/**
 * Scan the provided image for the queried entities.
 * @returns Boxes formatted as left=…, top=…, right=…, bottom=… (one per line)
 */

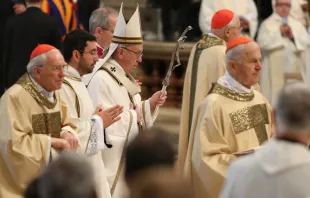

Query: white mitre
left=82, top=3, right=143, bottom=86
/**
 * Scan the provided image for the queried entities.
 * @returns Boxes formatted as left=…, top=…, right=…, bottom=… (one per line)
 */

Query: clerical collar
left=96, top=43, right=106, bottom=51
left=217, top=72, right=253, bottom=93
left=64, top=65, right=82, bottom=81
left=29, top=76, right=54, bottom=102
left=208, top=33, right=220, bottom=39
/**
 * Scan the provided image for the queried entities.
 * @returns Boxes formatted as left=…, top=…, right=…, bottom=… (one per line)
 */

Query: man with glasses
left=257, top=0, right=310, bottom=105
left=0, top=44, right=78, bottom=198
left=89, top=6, right=118, bottom=59
left=60, top=29, right=124, bottom=198
left=87, top=4, right=167, bottom=198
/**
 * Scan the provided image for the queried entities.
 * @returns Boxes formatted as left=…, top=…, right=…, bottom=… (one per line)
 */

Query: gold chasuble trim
left=188, top=35, right=226, bottom=140
left=229, top=104, right=269, bottom=145
left=64, top=75, right=82, bottom=82
left=32, top=112, right=61, bottom=138
left=63, top=79, right=81, bottom=118
left=111, top=111, right=133, bottom=195
left=16, top=74, right=57, bottom=109
left=209, top=83, right=255, bottom=101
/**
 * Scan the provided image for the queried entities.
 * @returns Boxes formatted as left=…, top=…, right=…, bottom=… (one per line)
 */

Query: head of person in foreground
left=38, top=152, right=97, bottom=198
left=274, top=82, right=310, bottom=142
left=225, top=36, right=262, bottom=88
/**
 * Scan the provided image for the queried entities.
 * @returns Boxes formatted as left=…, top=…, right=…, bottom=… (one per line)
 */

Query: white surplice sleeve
left=257, top=19, right=284, bottom=51
left=60, top=82, right=110, bottom=156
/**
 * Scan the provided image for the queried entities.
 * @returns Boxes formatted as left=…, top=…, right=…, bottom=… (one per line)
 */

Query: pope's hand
left=149, top=91, right=167, bottom=112
left=51, top=138, right=70, bottom=151
left=95, top=104, right=124, bottom=128
left=60, top=131, right=79, bottom=150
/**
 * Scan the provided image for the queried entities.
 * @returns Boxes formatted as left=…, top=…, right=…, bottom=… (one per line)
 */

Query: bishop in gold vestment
left=0, top=74, right=76, bottom=198
left=178, top=9, right=240, bottom=172
left=184, top=37, right=273, bottom=198
left=0, top=45, right=77, bottom=198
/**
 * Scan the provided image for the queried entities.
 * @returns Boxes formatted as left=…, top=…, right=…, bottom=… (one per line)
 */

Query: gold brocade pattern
left=229, top=104, right=269, bottom=145
left=16, top=74, right=57, bottom=109
left=64, top=75, right=82, bottom=82
left=197, top=34, right=226, bottom=50
left=188, top=35, right=226, bottom=138
left=63, top=79, right=81, bottom=118
left=32, top=112, right=61, bottom=138
left=209, top=83, right=254, bottom=101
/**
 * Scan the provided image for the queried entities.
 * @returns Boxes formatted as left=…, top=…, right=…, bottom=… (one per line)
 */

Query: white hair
left=38, top=152, right=95, bottom=198
left=26, top=49, right=59, bottom=76
left=275, top=82, right=310, bottom=133
left=225, top=43, right=245, bottom=71
left=89, top=6, right=118, bottom=35
left=211, top=13, right=240, bottom=33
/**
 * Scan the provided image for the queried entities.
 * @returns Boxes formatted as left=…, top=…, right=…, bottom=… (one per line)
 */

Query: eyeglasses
left=78, top=50, right=98, bottom=57
left=101, top=27, right=114, bottom=33
left=36, top=64, right=68, bottom=72
left=121, top=47, right=143, bottom=59
left=276, top=3, right=291, bottom=7
left=50, top=65, right=68, bottom=72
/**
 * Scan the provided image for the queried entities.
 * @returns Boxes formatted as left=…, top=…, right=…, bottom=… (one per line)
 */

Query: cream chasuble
left=87, top=59, right=155, bottom=198
left=59, top=66, right=112, bottom=198
left=178, top=34, right=226, bottom=172
left=199, top=0, right=258, bottom=38
left=184, top=75, right=273, bottom=198
left=0, top=74, right=76, bottom=198
left=257, top=13, right=309, bottom=105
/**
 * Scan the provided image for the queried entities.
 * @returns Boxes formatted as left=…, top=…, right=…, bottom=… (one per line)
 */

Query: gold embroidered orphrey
left=188, top=36, right=227, bottom=136
left=209, top=83, right=255, bottom=101
left=229, top=104, right=269, bottom=145
left=16, top=73, right=58, bottom=109
left=32, top=112, right=62, bottom=138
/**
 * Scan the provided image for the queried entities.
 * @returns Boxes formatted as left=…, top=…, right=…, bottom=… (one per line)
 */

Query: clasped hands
left=280, top=24, right=294, bottom=39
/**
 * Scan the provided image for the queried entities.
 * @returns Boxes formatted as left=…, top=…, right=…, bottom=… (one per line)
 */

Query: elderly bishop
left=178, top=9, right=241, bottom=171
left=87, top=4, right=167, bottom=198
left=184, top=37, right=274, bottom=198
left=0, top=44, right=78, bottom=198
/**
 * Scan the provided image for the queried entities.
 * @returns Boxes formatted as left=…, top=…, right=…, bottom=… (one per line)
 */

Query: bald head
left=226, top=41, right=262, bottom=88
left=275, top=83, right=310, bottom=134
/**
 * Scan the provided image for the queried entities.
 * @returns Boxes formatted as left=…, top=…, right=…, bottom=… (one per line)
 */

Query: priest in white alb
left=178, top=9, right=241, bottom=172
left=257, top=0, right=310, bottom=105
left=184, top=37, right=274, bottom=198
left=272, top=0, right=309, bottom=28
left=86, top=3, right=167, bottom=198
left=199, top=0, right=258, bottom=38
left=0, top=44, right=78, bottom=198
left=60, top=29, right=124, bottom=198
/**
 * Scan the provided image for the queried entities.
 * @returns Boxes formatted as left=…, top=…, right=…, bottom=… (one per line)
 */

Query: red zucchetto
left=226, top=36, right=253, bottom=53
left=211, top=9, right=235, bottom=29
left=30, top=44, right=56, bottom=60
